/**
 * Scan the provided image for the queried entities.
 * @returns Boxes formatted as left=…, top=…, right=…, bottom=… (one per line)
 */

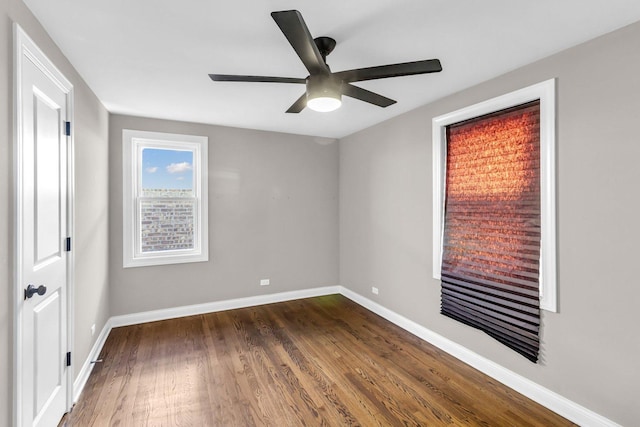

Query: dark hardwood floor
left=60, top=294, right=575, bottom=426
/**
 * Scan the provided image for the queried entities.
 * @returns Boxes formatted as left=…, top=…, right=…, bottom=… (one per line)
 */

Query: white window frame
left=432, top=79, right=557, bottom=312
left=123, top=129, right=208, bottom=268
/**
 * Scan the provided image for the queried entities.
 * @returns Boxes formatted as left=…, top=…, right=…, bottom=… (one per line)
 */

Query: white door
left=15, top=25, right=73, bottom=427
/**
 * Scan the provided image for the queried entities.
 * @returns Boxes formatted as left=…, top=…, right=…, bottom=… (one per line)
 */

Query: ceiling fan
left=209, top=10, right=442, bottom=113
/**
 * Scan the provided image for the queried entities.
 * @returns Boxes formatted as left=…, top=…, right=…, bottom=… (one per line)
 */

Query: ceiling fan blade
left=271, top=10, right=329, bottom=76
left=335, top=59, right=442, bottom=83
left=342, top=84, right=396, bottom=108
left=286, top=93, right=307, bottom=113
left=209, top=74, right=305, bottom=84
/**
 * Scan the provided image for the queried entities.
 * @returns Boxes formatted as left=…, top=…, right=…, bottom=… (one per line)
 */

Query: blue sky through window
left=141, top=148, right=194, bottom=190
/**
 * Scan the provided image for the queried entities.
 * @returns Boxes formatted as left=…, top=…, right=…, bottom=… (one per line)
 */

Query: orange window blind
left=441, top=100, right=541, bottom=362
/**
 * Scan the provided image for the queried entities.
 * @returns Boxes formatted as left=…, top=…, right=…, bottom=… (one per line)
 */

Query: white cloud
left=176, top=176, right=185, bottom=181
left=166, top=162, right=192, bottom=174
left=145, top=166, right=158, bottom=173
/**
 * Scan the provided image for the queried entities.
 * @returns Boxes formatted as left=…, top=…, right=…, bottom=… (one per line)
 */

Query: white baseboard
left=73, top=285, right=619, bottom=427
left=73, top=317, right=113, bottom=403
left=109, top=286, right=341, bottom=327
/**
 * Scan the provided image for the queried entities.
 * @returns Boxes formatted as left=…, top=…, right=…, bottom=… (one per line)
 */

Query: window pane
left=141, top=148, right=194, bottom=197
left=140, top=198, right=195, bottom=253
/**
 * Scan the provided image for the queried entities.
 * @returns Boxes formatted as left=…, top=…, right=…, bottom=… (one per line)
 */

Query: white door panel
left=15, top=25, right=73, bottom=427
left=34, top=91, right=63, bottom=265
left=33, top=292, right=62, bottom=416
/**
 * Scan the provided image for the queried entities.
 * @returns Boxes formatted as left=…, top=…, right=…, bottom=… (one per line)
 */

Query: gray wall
left=0, top=0, right=110, bottom=425
left=340, top=21, right=640, bottom=426
left=109, top=115, right=339, bottom=315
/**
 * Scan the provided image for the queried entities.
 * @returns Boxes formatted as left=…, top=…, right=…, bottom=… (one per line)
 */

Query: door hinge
left=66, top=352, right=71, bottom=367
left=64, top=121, right=71, bottom=136
left=65, top=237, right=71, bottom=252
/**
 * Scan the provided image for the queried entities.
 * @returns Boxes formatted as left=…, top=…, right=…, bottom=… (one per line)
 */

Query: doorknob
left=24, top=284, right=47, bottom=300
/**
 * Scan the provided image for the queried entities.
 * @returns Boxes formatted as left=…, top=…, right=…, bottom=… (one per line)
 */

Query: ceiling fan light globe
left=307, top=95, right=342, bottom=112
left=306, top=74, right=342, bottom=112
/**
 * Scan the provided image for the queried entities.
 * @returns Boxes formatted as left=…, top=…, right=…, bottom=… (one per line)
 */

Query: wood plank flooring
left=60, top=295, right=575, bottom=426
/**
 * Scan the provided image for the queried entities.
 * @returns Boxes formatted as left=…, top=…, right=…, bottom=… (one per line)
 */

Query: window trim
left=432, top=79, right=556, bottom=312
left=123, top=129, right=208, bottom=268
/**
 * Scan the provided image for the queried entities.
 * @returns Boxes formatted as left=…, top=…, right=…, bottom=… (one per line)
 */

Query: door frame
left=13, top=23, right=75, bottom=427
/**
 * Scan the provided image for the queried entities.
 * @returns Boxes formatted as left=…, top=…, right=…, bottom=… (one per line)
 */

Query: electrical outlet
left=91, top=324, right=96, bottom=336
left=260, top=279, right=270, bottom=286
left=372, top=286, right=379, bottom=295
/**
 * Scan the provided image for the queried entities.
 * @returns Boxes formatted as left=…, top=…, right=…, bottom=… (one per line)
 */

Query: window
left=433, top=82, right=556, bottom=362
left=123, top=130, right=208, bottom=267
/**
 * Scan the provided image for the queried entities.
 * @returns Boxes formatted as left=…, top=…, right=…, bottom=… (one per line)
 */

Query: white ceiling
left=22, top=0, right=640, bottom=138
